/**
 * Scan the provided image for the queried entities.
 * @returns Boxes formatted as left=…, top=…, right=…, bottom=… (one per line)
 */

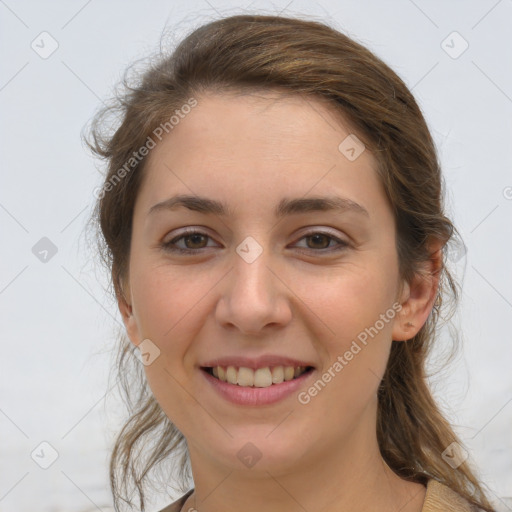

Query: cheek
left=311, top=257, right=399, bottom=341
left=305, top=256, right=399, bottom=399
left=128, top=258, right=205, bottom=392
left=128, top=264, right=209, bottom=430
left=131, top=263, right=202, bottom=348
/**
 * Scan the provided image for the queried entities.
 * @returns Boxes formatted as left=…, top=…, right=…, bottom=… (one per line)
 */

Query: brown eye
left=293, top=231, right=349, bottom=254
left=179, top=233, right=209, bottom=249
left=306, top=233, right=331, bottom=249
left=162, top=230, right=217, bottom=254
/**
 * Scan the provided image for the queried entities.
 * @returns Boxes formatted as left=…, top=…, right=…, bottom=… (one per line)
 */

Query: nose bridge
left=215, top=235, right=291, bottom=334
left=234, top=245, right=273, bottom=300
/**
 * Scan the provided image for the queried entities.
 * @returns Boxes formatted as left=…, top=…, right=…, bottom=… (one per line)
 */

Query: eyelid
left=291, top=229, right=349, bottom=252
left=164, top=225, right=212, bottom=239
left=162, top=226, right=350, bottom=254
left=293, top=226, right=347, bottom=242
left=164, top=227, right=220, bottom=248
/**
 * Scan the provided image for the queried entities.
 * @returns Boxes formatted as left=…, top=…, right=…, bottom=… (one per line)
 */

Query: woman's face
left=121, top=91, right=413, bottom=473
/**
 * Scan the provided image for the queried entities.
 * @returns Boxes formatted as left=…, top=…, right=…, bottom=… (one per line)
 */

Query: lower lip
left=201, top=368, right=315, bottom=406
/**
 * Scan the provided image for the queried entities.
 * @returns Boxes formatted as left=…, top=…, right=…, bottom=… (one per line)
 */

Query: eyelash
left=161, top=228, right=349, bottom=255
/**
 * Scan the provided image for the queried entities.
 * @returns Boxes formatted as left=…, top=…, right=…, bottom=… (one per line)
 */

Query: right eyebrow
left=148, top=194, right=236, bottom=217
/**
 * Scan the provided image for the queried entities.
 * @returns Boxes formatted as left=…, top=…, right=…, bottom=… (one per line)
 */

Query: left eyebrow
left=275, top=196, right=369, bottom=218
left=148, top=194, right=369, bottom=218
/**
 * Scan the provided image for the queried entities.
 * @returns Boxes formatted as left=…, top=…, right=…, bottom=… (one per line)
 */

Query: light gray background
left=1, top=1, right=511, bottom=511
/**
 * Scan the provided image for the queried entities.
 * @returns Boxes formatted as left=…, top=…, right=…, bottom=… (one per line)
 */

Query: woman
left=86, top=13, right=495, bottom=512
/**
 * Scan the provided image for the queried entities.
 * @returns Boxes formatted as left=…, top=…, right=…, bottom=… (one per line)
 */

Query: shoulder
left=422, top=479, right=484, bottom=512
left=157, top=489, right=194, bottom=512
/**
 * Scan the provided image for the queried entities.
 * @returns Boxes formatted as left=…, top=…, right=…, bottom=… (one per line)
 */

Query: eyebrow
left=148, top=194, right=369, bottom=218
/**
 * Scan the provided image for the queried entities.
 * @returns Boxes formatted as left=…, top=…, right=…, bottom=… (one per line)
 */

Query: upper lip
left=200, top=355, right=315, bottom=369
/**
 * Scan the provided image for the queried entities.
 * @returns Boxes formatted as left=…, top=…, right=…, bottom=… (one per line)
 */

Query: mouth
left=200, top=365, right=315, bottom=388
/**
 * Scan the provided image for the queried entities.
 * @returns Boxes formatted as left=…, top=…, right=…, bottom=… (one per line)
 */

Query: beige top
left=158, top=478, right=481, bottom=512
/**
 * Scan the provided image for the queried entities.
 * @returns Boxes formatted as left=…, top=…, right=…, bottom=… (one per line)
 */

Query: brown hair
left=85, top=13, right=495, bottom=512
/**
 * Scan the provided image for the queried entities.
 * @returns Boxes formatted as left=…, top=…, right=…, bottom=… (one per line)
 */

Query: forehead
left=137, top=91, right=388, bottom=220
left=160, top=90, right=364, bottom=161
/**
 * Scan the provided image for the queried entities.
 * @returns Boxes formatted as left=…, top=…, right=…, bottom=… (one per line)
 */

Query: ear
left=117, top=279, right=141, bottom=346
left=392, top=240, right=443, bottom=342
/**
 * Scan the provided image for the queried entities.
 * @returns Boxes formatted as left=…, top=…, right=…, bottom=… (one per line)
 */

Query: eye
left=161, top=228, right=349, bottom=255
left=162, top=229, right=218, bottom=254
left=292, top=231, right=349, bottom=253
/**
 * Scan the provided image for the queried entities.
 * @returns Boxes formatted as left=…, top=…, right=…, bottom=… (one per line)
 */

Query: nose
left=214, top=244, right=292, bottom=336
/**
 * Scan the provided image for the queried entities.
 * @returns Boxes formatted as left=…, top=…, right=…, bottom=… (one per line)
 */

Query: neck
left=182, top=402, right=426, bottom=512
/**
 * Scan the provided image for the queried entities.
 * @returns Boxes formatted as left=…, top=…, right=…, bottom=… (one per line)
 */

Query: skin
left=119, top=91, right=441, bottom=512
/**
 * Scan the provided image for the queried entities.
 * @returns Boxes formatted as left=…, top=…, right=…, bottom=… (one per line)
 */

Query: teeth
left=284, top=366, right=295, bottom=381
left=254, top=367, right=272, bottom=387
left=271, top=366, right=284, bottom=384
left=226, top=366, right=237, bottom=385
left=237, top=367, right=254, bottom=386
left=210, top=365, right=309, bottom=387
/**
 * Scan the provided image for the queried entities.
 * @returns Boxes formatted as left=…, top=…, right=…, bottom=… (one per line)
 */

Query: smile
left=200, top=363, right=316, bottom=406
left=202, top=365, right=313, bottom=388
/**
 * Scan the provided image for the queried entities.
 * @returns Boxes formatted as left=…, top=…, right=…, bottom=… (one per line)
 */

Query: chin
left=204, top=428, right=312, bottom=475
